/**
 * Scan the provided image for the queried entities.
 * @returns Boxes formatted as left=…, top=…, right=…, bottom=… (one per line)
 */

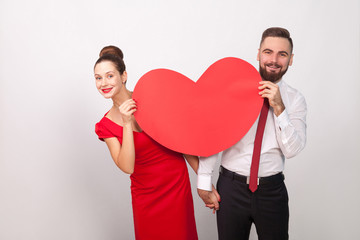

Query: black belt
left=219, top=166, right=284, bottom=186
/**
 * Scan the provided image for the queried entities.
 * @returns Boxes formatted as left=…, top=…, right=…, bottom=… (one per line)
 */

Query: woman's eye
left=108, top=75, right=113, bottom=78
left=96, top=77, right=101, bottom=80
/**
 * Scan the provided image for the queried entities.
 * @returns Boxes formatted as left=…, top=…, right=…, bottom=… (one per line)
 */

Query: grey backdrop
left=1, top=0, right=359, bottom=239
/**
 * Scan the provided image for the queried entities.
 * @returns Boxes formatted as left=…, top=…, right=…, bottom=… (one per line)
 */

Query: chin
left=102, top=93, right=113, bottom=99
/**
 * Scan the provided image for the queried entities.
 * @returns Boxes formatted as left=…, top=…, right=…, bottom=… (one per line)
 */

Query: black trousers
left=216, top=167, right=289, bottom=240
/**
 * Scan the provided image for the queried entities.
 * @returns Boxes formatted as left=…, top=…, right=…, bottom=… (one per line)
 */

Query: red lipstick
left=102, top=88, right=112, bottom=93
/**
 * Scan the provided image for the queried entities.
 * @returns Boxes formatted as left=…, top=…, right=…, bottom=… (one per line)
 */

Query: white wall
left=0, top=0, right=359, bottom=239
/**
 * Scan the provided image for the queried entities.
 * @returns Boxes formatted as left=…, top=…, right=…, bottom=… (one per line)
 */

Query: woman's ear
left=121, top=71, right=128, bottom=84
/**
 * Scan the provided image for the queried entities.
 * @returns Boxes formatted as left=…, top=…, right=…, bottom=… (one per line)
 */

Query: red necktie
left=249, top=98, right=270, bottom=192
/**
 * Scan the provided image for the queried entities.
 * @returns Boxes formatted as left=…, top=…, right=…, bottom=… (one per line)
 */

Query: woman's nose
left=101, top=77, right=107, bottom=86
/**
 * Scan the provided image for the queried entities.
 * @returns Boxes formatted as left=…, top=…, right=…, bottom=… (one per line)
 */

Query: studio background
left=0, top=0, right=359, bottom=239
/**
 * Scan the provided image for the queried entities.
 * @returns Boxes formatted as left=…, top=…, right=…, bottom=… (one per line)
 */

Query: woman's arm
left=184, top=154, right=199, bottom=174
left=104, top=123, right=135, bottom=174
left=104, top=99, right=137, bottom=174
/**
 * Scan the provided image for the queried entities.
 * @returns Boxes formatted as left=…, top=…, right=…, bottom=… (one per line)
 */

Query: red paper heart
left=133, top=57, right=262, bottom=157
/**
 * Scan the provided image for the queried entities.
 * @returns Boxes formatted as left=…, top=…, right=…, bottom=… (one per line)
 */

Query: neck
left=274, top=78, right=282, bottom=84
left=112, top=87, right=132, bottom=108
left=262, top=77, right=282, bottom=84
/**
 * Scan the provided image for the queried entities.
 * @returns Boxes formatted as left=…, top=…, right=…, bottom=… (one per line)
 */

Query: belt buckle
left=246, top=177, right=259, bottom=185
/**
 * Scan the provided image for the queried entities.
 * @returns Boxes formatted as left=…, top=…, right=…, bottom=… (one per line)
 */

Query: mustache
left=265, top=63, right=281, bottom=68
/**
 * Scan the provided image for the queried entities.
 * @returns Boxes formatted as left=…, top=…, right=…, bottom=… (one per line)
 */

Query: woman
left=94, top=46, right=198, bottom=240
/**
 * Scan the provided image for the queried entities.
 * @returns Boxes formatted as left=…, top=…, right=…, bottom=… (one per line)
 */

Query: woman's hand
left=119, top=99, right=137, bottom=125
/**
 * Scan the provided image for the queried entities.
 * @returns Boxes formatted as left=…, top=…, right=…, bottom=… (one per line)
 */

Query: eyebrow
left=262, top=48, right=289, bottom=56
left=94, top=71, right=115, bottom=76
left=279, top=51, right=289, bottom=56
left=262, top=48, right=273, bottom=52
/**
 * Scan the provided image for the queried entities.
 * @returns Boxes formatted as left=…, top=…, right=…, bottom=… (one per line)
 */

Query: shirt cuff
left=197, top=174, right=212, bottom=191
left=275, top=109, right=290, bottom=130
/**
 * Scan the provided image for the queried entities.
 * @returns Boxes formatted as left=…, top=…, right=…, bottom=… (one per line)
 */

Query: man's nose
left=270, top=54, right=278, bottom=63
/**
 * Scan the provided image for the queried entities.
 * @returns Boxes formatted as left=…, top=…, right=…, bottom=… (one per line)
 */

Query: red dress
left=95, top=115, right=198, bottom=240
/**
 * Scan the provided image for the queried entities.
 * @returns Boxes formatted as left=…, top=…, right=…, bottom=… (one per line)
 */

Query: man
left=197, top=27, right=307, bottom=240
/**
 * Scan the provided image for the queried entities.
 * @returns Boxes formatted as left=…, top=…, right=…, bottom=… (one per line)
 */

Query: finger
left=122, top=103, right=137, bottom=112
left=260, top=93, right=270, bottom=98
left=120, top=100, right=136, bottom=109
left=125, top=98, right=135, bottom=104
left=126, top=102, right=136, bottom=108
left=120, top=99, right=132, bottom=108
left=208, top=193, right=219, bottom=210
left=258, top=84, right=268, bottom=90
left=259, top=82, right=277, bottom=91
left=122, top=101, right=136, bottom=107
left=259, top=89, right=272, bottom=96
left=128, top=108, right=137, bottom=115
left=259, top=85, right=274, bottom=92
left=214, top=200, right=220, bottom=210
left=211, top=185, right=221, bottom=202
left=120, top=107, right=136, bottom=115
left=259, top=85, right=273, bottom=93
left=213, top=189, right=221, bottom=202
left=125, top=105, right=137, bottom=113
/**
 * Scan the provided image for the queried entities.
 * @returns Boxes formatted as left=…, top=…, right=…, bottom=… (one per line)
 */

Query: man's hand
left=197, top=185, right=221, bottom=214
left=259, top=81, right=285, bottom=116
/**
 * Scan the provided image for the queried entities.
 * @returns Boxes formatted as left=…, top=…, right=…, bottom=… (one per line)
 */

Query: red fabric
left=95, top=116, right=198, bottom=240
left=249, top=99, right=270, bottom=192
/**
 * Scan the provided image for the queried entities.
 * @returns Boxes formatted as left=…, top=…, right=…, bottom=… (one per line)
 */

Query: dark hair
left=94, top=45, right=126, bottom=75
left=260, top=27, right=293, bottom=52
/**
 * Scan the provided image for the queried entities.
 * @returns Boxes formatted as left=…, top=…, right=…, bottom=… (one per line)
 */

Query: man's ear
left=289, top=53, right=294, bottom=66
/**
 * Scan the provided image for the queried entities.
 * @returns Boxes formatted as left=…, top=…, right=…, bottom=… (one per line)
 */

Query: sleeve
left=274, top=93, right=307, bottom=159
left=197, top=153, right=220, bottom=191
left=95, top=121, right=114, bottom=141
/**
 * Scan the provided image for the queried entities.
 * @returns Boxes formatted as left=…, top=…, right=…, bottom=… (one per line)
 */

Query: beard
left=259, top=63, right=288, bottom=83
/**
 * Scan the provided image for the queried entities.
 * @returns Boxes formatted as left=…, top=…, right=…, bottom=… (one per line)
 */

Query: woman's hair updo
left=94, top=45, right=126, bottom=75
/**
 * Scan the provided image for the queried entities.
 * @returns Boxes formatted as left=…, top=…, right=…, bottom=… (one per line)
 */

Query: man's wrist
left=197, top=174, right=212, bottom=191
left=275, top=108, right=290, bottom=130
left=273, top=103, right=285, bottom=116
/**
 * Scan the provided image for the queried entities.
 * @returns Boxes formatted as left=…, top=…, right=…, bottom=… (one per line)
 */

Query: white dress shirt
left=197, top=80, right=307, bottom=191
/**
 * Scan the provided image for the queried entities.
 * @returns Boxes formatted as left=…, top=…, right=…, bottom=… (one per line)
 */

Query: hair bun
left=99, top=45, right=124, bottom=60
